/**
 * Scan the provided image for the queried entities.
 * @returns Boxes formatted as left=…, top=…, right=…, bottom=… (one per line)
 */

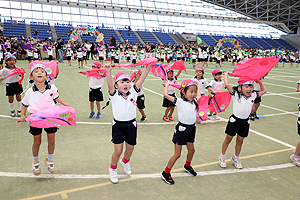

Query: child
left=19, top=63, right=69, bottom=175
left=207, top=69, right=225, bottom=120
left=131, top=50, right=137, bottom=64
left=0, top=46, right=4, bottom=70
left=219, top=72, right=266, bottom=169
left=191, top=67, right=209, bottom=95
left=104, top=63, right=151, bottom=184
left=161, top=79, right=201, bottom=185
left=0, top=54, right=23, bottom=117
left=33, top=48, right=39, bottom=61
left=250, top=78, right=263, bottom=121
left=191, top=49, right=197, bottom=68
left=162, top=69, right=182, bottom=122
left=215, top=51, right=221, bottom=68
left=66, top=49, right=72, bottom=66
left=297, top=80, right=300, bottom=92
left=47, top=46, right=53, bottom=61
left=78, top=61, right=104, bottom=119
left=290, top=103, right=300, bottom=167
left=98, top=47, right=105, bottom=65
left=82, top=47, right=88, bottom=66
left=110, top=48, right=115, bottom=64
left=77, top=48, right=83, bottom=68
left=114, top=49, right=120, bottom=64
left=125, top=49, right=131, bottom=64
left=131, top=69, right=147, bottom=122
left=27, top=48, right=33, bottom=62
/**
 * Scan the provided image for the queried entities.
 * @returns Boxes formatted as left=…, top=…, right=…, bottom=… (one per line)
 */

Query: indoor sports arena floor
left=1, top=59, right=300, bottom=199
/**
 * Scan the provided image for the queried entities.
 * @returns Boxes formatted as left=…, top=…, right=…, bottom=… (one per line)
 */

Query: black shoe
left=184, top=165, right=197, bottom=176
left=253, top=112, right=259, bottom=119
left=249, top=114, right=255, bottom=121
left=161, top=171, right=174, bottom=185
left=140, top=115, right=147, bottom=122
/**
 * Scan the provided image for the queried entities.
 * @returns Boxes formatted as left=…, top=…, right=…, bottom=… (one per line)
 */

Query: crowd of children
left=1, top=36, right=300, bottom=186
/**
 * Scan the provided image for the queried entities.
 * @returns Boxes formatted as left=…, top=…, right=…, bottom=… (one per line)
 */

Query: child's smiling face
left=196, top=70, right=203, bottom=79
left=6, top=58, right=16, bottom=69
left=30, top=67, right=47, bottom=83
left=167, top=70, right=174, bottom=79
left=115, top=79, right=131, bottom=95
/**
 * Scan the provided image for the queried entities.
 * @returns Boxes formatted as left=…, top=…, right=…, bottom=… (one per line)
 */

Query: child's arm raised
left=257, top=80, right=267, bottom=97
left=175, top=70, right=182, bottom=79
left=163, top=83, right=175, bottom=102
left=223, top=71, right=234, bottom=94
left=104, top=63, right=115, bottom=95
left=136, top=64, right=151, bottom=89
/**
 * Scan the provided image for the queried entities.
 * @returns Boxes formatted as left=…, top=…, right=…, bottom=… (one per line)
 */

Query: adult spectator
left=85, top=41, right=92, bottom=60
left=56, top=38, right=64, bottom=63
left=109, top=35, right=116, bottom=47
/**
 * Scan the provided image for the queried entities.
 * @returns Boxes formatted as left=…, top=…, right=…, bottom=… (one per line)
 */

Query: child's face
left=240, top=84, right=254, bottom=97
left=115, top=79, right=130, bottom=95
left=183, top=85, right=198, bottom=102
left=167, top=71, right=173, bottom=79
left=214, top=73, right=222, bottom=81
left=6, top=58, right=16, bottom=68
left=196, top=70, right=203, bottom=78
left=30, top=68, right=47, bottom=83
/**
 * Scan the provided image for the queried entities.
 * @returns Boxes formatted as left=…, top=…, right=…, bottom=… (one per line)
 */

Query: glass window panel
left=72, top=14, right=81, bottom=22
left=155, top=2, right=161, bottom=9
left=81, top=8, right=89, bottom=15
left=62, top=13, right=71, bottom=21
left=148, top=1, right=155, bottom=8
left=97, top=10, right=105, bottom=16
left=105, top=10, right=113, bottom=17
left=98, top=16, right=106, bottom=24
left=121, top=18, right=130, bottom=25
left=136, top=13, right=143, bottom=20
left=0, top=8, right=9, bottom=16
left=61, top=6, right=70, bottom=13
left=106, top=18, right=115, bottom=25
left=11, top=1, right=21, bottom=9
left=113, top=11, right=121, bottom=18
left=89, top=9, right=97, bottom=16
left=150, top=14, right=157, bottom=21
left=164, top=15, right=170, bottom=22
left=53, top=13, right=62, bottom=20
left=22, top=2, right=31, bottom=10
left=112, top=0, right=119, bottom=5
left=136, top=20, right=144, bottom=27
left=52, top=5, right=61, bottom=13
left=43, top=4, right=52, bottom=12
left=1, top=1, right=10, bottom=8
left=32, top=3, right=42, bottom=11
left=71, top=7, right=79, bottom=13
left=129, top=13, right=136, bottom=19
left=22, top=10, right=32, bottom=19
left=43, top=12, right=52, bottom=20
left=89, top=16, right=98, bottom=23
left=81, top=15, right=90, bottom=23
left=121, top=12, right=128, bottom=18
left=130, top=19, right=137, bottom=26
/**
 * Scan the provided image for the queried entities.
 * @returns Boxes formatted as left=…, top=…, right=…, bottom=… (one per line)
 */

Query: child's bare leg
left=139, top=108, right=145, bottom=117
left=165, top=107, right=171, bottom=116
left=186, top=142, right=195, bottom=162
left=169, top=106, right=175, bottom=116
left=90, top=101, right=94, bottom=112
left=32, top=135, right=42, bottom=157
left=47, top=133, right=55, bottom=154
left=166, top=144, right=182, bottom=169
left=96, top=101, right=101, bottom=113
left=222, top=134, right=234, bottom=155
left=234, top=135, right=244, bottom=157
left=295, top=142, right=300, bottom=156
left=112, top=143, right=124, bottom=166
left=123, top=142, right=134, bottom=160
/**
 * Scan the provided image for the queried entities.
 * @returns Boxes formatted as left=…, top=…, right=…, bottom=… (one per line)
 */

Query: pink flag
left=197, top=96, right=209, bottom=121
left=25, top=106, right=76, bottom=128
left=79, top=69, right=107, bottom=79
left=4, top=67, right=26, bottom=84
left=229, top=56, right=279, bottom=80
left=208, top=91, right=232, bottom=113
left=30, top=60, right=58, bottom=81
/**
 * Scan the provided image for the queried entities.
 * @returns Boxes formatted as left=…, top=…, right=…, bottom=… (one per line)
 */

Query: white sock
left=33, top=156, right=39, bottom=163
left=17, top=101, right=22, bottom=111
left=48, top=154, right=54, bottom=162
left=8, top=103, right=14, bottom=111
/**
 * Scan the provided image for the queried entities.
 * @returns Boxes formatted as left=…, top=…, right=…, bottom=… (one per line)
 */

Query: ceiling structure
left=201, top=0, right=300, bottom=34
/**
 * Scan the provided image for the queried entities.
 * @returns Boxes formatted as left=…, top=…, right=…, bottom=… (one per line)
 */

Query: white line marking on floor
left=0, top=163, right=294, bottom=179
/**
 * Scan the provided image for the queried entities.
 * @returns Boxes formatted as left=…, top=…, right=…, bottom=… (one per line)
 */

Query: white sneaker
left=32, top=161, right=41, bottom=176
left=231, top=155, right=242, bottom=169
left=44, top=158, right=55, bottom=174
left=120, top=159, right=131, bottom=175
left=214, top=115, right=220, bottom=120
left=219, top=154, right=226, bottom=168
left=109, top=167, right=118, bottom=183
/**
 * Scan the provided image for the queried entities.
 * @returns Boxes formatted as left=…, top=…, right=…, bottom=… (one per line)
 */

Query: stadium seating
left=30, top=22, right=53, bottom=41
left=197, top=34, right=216, bottom=46
left=3, top=21, right=27, bottom=40
left=237, top=36, right=260, bottom=49
left=97, top=28, right=121, bottom=44
left=120, top=29, right=142, bottom=44
left=136, top=30, right=159, bottom=44
left=274, top=39, right=297, bottom=51
left=250, top=37, right=273, bottom=49
left=55, top=24, right=73, bottom=42
left=154, top=32, right=176, bottom=45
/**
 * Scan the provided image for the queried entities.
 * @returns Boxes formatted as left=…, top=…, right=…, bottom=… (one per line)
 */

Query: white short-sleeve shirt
left=89, top=77, right=104, bottom=89
left=232, top=91, right=258, bottom=119
left=0, top=67, right=21, bottom=84
left=22, top=84, right=59, bottom=114
left=192, top=76, right=209, bottom=95
left=109, top=85, right=139, bottom=121
left=163, top=76, right=177, bottom=94
left=175, top=97, right=197, bottom=125
left=208, top=79, right=225, bottom=92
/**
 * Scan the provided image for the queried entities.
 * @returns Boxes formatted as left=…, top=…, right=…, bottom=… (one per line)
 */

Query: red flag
left=4, top=67, right=26, bottom=84
left=113, top=58, right=158, bottom=67
left=79, top=69, right=107, bottom=79
left=229, top=56, right=279, bottom=80
left=208, top=91, right=231, bottom=113
left=163, top=60, right=188, bottom=75
left=197, top=96, right=209, bottom=121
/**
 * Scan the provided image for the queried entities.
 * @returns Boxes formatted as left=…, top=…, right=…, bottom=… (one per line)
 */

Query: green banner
left=197, top=37, right=202, bottom=44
